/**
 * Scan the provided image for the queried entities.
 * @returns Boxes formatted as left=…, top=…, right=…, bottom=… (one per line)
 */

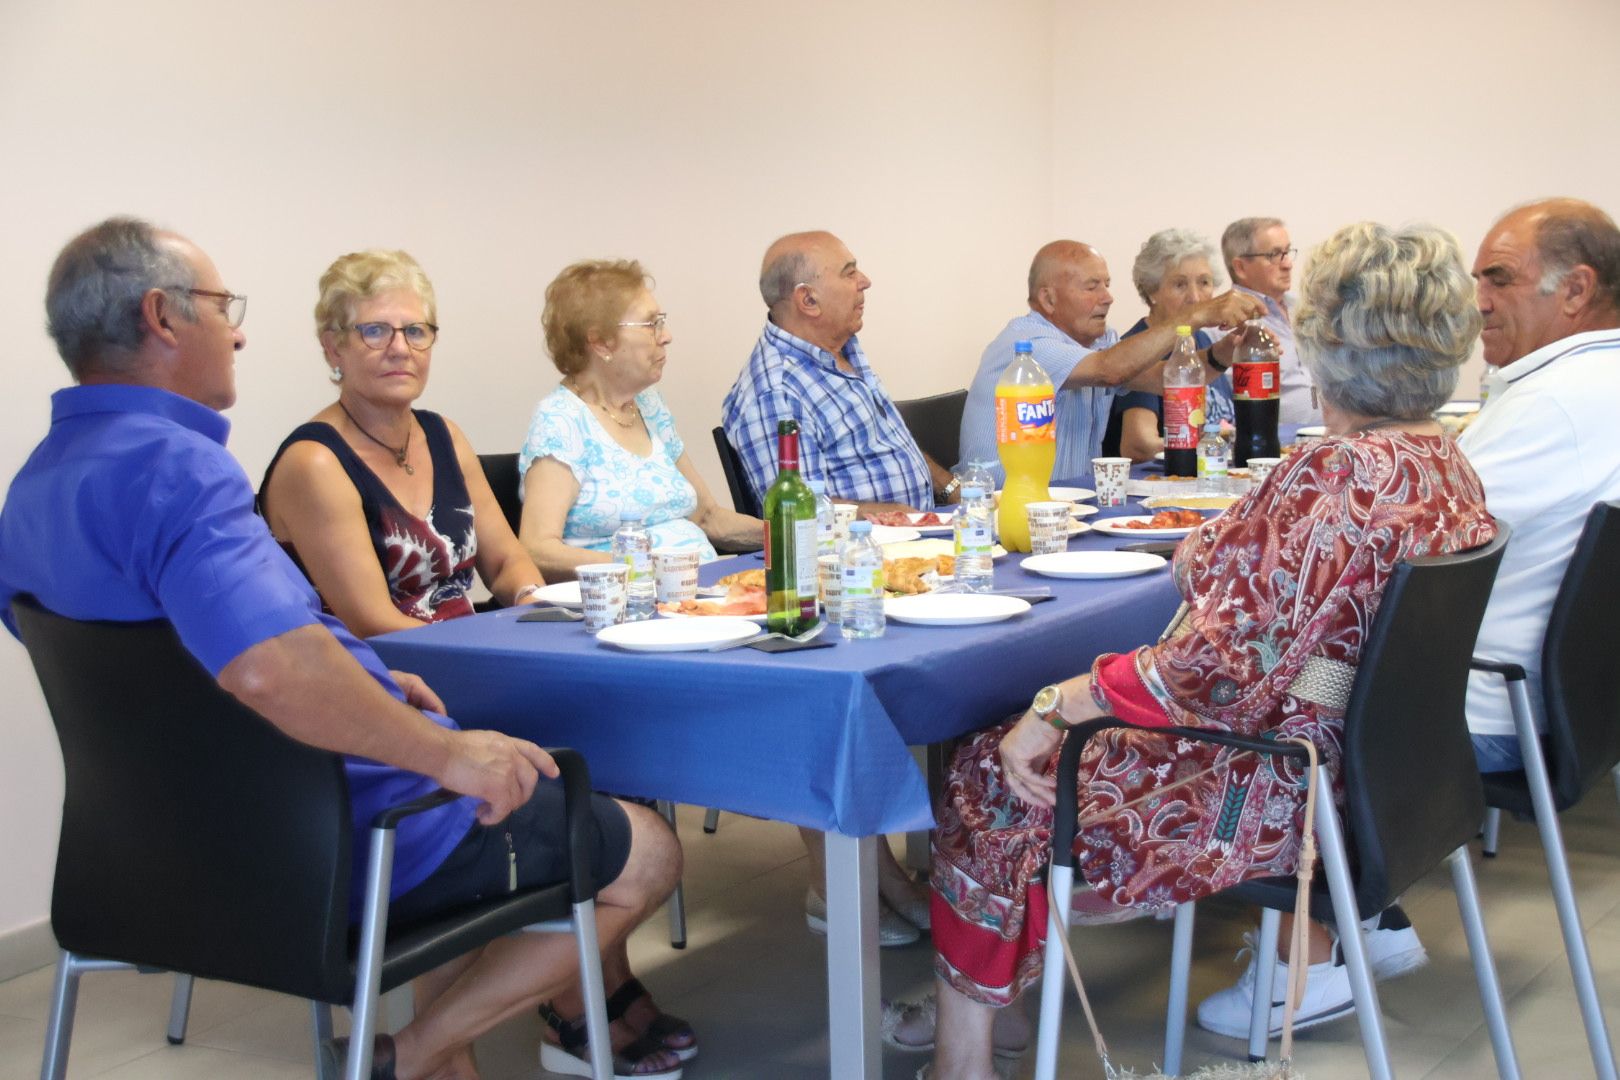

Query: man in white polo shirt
left=1460, top=197, right=1620, bottom=771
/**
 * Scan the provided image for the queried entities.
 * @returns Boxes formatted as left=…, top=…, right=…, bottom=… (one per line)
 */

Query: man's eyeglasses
left=351, top=322, right=439, bottom=351
left=618, top=313, right=668, bottom=335
left=1240, top=247, right=1298, bottom=263
left=176, top=288, right=248, bottom=328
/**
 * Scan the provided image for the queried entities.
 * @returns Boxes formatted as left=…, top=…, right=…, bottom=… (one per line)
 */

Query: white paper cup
left=1247, top=457, right=1283, bottom=488
left=818, top=554, right=842, bottom=625
left=652, top=548, right=701, bottom=603
left=831, top=502, right=858, bottom=544
left=1026, top=501, right=1071, bottom=555
left=577, top=563, right=629, bottom=633
left=1091, top=457, right=1131, bottom=507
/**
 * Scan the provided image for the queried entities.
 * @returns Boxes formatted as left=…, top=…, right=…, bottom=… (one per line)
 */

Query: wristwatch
left=941, top=476, right=962, bottom=498
left=1031, top=684, right=1067, bottom=730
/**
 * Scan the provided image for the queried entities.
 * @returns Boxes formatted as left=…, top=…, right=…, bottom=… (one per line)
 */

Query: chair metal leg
left=39, top=950, right=80, bottom=1080
left=1507, top=679, right=1618, bottom=1080
left=1033, top=862, right=1075, bottom=1080
left=572, top=899, right=615, bottom=1080
left=702, top=806, right=721, bottom=834
left=1315, top=767, right=1393, bottom=1080
left=657, top=801, right=688, bottom=948
left=310, top=1001, right=336, bottom=1080
left=1481, top=807, right=1501, bottom=857
left=1247, top=907, right=1281, bottom=1062
left=347, top=824, right=399, bottom=1080
left=1163, top=902, right=1195, bottom=1077
left=165, top=972, right=194, bottom=1044
left=1446, top=845, right=1521, bottom=1079
left=1613, top=766, right=1620, bottom=810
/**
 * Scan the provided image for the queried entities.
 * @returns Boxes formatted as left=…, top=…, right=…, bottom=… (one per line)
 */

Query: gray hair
left=1132, top=228, right=1224, bottom=305
left=45, top=217, right=197, bottom=378
left=1294, top=221, right=1480, bottom=420
left=1221, top=216, right=1284, bottom=278
left=760, top=248, right=814, bottom=310
left=1532, top=202, right=1620, bottom=312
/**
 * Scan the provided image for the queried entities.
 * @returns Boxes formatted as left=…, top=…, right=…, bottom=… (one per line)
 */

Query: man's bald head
left=1499, top=198, right=1620, bottom=313
left=1027, top=240, right=1100, bottom=302
left=759, top=230, right=870, bottom=352
left=760, top=231, right=841, bottom=311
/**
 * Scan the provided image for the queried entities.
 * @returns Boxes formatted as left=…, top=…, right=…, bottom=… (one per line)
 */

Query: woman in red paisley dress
left=891, top=223, right=1498, bottom=1080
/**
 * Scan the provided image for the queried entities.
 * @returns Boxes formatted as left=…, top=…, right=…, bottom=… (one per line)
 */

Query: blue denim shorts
left=1472, top=733, right=1524, bottom=774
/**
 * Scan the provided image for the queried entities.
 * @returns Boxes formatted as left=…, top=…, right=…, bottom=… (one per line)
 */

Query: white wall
left=3, top=0, right=1618, bottom=957
left=0, top=0, right=1053, bottom=950
left=1051, top=0, right=1620, bottom=392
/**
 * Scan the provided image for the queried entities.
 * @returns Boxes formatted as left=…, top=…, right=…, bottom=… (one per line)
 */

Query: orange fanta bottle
left=995, top=340, right=1056, bottom=552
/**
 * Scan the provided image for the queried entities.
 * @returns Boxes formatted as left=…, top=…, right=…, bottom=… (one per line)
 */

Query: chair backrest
left=711, top=426, right=761, bottom=518
left=13, top=598, right=358, bottom=1004
left=478, top=452, right=525, bottom=534
left=895, top=389, right=968, bottom=470
left=1541, top=500, right=1620, bottom=807
left=1338, top=527, right=1510, bottom=911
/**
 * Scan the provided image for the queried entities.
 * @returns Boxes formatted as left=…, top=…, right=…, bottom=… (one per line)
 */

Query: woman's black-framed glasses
left=352, top=322, right=439, bottom=351
left=179, top=288, right=248, bottom=328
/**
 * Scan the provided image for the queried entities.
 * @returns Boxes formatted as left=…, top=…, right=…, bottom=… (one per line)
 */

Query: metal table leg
left=825, top=831, right=881, bottom=1079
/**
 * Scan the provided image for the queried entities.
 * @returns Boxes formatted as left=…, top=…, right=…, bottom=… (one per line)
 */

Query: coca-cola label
left=1163, top=386, right=1205, bottom=451
left=1232, top=361, right=1281, bottom=402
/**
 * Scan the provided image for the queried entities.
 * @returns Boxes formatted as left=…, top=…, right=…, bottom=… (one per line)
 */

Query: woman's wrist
left=512, top=583, right=545, bottom=605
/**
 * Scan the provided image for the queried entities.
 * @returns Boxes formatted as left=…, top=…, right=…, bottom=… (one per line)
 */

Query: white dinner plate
left=868, top=524, right=922, bottom=544
left=1067, top=520, right=1092, bottom=537
left=596, top=616, right=761, bottom=652
left=1091, top=515, right=1201, bottom=538
left=658, top=605, right=768, bottom=623
left=1048, top=486, right=1096, bottom=503
left=1295, top=425, right=1327, bottom=438
left=1021, top=550, right=1169, bottom=579
left=532, top=581, right=582, bottom=609
left=883, top=593, right=1031, bottom=626
left=1142, top=494, right=1238, bottom=512
left=906, top=511, right=957, bottom=535
left=883, top=538, right=1009, bottom=561
left=1070, top=504, right=1099, bottom=519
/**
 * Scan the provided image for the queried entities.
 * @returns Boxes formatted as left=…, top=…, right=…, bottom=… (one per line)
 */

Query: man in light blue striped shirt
left=722, top=231, right=949, bottom=513
left=960, top=241, right=1261, bottom=484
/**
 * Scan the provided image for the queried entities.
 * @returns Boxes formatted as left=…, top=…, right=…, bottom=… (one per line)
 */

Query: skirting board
left=0, top=918, right=55, bottom=983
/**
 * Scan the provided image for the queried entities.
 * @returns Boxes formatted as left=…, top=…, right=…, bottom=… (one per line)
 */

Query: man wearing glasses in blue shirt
left=1223, top=216, right=1322, bottom=425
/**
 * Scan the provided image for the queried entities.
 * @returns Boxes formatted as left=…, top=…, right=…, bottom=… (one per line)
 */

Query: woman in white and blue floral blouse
left=520, top=259, right=762, bottom=580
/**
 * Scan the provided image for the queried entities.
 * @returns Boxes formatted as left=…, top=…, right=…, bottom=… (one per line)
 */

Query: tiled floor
left=2, top=796, right=1616, bottom=1079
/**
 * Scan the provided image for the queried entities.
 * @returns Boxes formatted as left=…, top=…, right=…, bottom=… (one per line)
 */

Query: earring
left=328, top=367, right=343, bottom=383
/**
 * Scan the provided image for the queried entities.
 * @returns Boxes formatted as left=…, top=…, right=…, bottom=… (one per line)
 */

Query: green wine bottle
left=763, top=419, right=819, bottom=634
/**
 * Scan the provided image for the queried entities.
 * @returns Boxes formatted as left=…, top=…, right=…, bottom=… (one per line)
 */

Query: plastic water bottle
left=611, top=511, right=655, bottom=620
left=953, top=486, right=994, bottom=593
left=840, top=520, right=885, bottom=640
left=1196, top=417, right=1230, bottom=494
left=955, top=460, right=997, bottom=501
left=809, top=479, right=837, bottom=558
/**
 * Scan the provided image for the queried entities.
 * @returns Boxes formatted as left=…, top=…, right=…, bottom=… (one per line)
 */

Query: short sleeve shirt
left=0, top=385, right=474, bottom=912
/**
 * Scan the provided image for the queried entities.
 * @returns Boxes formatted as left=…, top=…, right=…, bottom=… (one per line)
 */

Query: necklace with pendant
left=339, top=401, right=414, bottom=474
left=569, top=380, right=639, bottom=429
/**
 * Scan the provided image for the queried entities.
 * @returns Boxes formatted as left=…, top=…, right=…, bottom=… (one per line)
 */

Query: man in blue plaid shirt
left=721, top=231, right=952, bottom=513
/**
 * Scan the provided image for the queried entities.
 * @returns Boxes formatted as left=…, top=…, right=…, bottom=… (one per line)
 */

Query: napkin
left=517, top=607, right=583, bottom=623
left=748, top=635, right=835, bottom=653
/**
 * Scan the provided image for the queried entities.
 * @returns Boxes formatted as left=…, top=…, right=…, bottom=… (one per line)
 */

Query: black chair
left=1474, top=500, right=1620, bottom=1079
left=894, top=389, right=968, bottom=470
left=14, top=598, right=614, bottom=1080
left=711, top=426, right=761, bottom=518
left=1034, top=529, right=1520, bottom=1080
left=478, top=452, right=525, bottom=534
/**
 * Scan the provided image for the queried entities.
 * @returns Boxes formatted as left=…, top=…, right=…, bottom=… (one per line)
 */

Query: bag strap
left=1045, top=735, right=1322, bottom=1077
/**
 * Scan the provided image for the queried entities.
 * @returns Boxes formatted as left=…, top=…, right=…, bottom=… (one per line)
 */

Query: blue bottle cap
left=849, top=520, right=873, bottom=535
left=961, top=486, right=985, bottom=500
left=1014, top=340, right=1033, bottom=354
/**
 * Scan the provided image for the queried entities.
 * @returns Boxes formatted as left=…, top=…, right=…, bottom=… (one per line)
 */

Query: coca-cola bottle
left=1230, top=320, right=1281, bottom=466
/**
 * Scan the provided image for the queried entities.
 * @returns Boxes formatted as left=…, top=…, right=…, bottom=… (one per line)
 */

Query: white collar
left=1499, top=326, right=1620, bottom=384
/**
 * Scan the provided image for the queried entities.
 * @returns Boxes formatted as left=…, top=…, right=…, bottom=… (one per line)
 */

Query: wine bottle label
left=1163, top=386, right=1206, bottom=451
left=1232, top=361, right=1280, bottom=401
left=794, top=519, right=818, bottom=605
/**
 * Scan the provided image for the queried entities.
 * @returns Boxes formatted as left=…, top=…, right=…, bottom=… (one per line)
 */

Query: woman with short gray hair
left=1101, top=228, right=1233, bottom=461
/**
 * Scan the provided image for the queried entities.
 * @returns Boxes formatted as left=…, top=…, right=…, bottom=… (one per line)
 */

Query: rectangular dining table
left=371, top=503, right=1185, bottom=1079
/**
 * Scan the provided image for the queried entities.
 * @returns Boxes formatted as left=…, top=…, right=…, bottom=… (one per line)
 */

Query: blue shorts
left=1472, top=733, right=1524, bottom=774
left=388, top=781, right=632, bottom=927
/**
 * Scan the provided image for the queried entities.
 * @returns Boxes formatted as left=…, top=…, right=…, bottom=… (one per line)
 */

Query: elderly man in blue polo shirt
left=722, top=230, right=954, bottom=514
left=959, top=240, right=1263, bottom=484
left=0, top=218, right=682, bottom=1080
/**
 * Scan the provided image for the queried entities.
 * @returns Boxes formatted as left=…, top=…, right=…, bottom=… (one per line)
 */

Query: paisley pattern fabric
left=519, top=385, right=717, bottom=560
left=260, top=410, right=477, bottom=624
left=931, top=432, right=1496, bottom=1007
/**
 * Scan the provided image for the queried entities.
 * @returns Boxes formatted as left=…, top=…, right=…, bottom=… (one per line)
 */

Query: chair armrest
left=1470, top=657, right=1527, bottom=680
left=545, top=747, right=600, bottom=904
left=372, top=788, right=461, bottom=830
left=1050, top=718, right=1312, bottom=870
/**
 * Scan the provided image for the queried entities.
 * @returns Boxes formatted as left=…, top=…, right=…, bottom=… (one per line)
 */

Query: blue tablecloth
left=371, top=505, right=1182, bottom=838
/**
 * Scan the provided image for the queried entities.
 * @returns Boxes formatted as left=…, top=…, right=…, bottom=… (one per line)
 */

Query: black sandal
left=318, top=1034, right=397, bottom=1080
left=606, top=976, right=699, bottom=1062
left=537, top=1002, right=683, bottom=1080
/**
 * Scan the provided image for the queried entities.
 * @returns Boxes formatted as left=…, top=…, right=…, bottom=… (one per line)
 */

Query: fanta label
left=995, top=393, right=1057, bottom=444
